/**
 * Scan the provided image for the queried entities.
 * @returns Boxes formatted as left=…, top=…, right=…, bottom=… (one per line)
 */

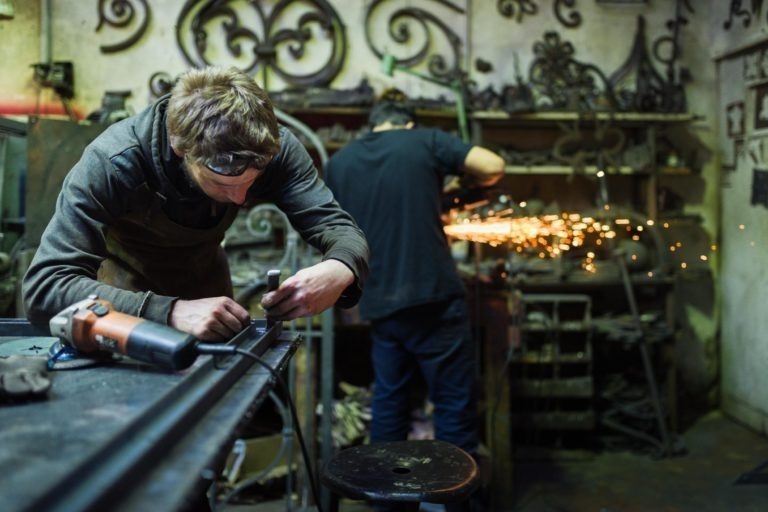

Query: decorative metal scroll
left=365, top=0, right=466, bottom=83
left=723, top=0, right=759, bottom=30
left=529, top=32, right=617, bottom=111
left=149, top=71, right=174, bottom=98
left=554, top=0, right=582, bottom=28
left=176, top=0, right=346, bottom=87
left=96, top=0, right=151, bottom=53
left=497, top=0, right=582, bottom=28
left=552, top=119, right=626, bottom=170
left=651, top=0, right=693, bottom=112
left=497, top=0, right=537, bottom=23
left=609, top=16, right=669, bottom=112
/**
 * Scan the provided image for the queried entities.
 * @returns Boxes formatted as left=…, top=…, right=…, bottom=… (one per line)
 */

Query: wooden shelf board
left=278, top=107, right=695, bottom=124
left=472, top=111, right=697, bottom=123
left=504, top=165, right=636, bottom=175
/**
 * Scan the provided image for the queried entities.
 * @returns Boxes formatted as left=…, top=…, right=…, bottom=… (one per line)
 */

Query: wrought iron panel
left=176, top=0, right=346, bottom=87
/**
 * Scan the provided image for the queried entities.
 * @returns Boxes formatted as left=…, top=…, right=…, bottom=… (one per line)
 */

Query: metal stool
left=321, top=439, right=479, bottom=511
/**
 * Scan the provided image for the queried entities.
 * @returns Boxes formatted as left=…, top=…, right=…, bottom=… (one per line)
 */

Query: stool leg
left=371, top=500, right=420, bottom=511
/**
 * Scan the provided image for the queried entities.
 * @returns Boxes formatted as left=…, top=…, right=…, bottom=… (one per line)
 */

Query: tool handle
left=266, top=269, right=281, bottom=328
left=66, top=300, right=198, bottom=371
left=267, top=269, right=281, bottom=292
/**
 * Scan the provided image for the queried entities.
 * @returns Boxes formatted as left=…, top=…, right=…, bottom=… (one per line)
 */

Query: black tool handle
left=267, top=269, right=281, bottom=292
left=266, top=269, right=281, bottom=328
left=125, top=322, right=199, bottom=371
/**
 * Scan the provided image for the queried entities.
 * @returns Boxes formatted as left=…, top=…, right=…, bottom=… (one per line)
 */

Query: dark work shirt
left=22, top=96, right=369, bottom=326
left=324, top=128, right=471, bottom=320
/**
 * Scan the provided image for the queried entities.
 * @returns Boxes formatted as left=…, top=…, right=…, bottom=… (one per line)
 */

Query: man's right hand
left=169, top=297, right=251, bottom=341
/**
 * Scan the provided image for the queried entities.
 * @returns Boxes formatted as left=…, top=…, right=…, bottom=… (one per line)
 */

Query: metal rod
left=320, top=307, right=334, bottom=512
left=27, top=321, right=286, bottom=512
left=615, top=251, right=672, bottom=454
left=0, top=318, right=50, bottom=337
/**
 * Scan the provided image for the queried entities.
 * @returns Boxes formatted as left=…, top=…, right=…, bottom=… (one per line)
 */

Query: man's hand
left=169, top=297, right=251, bottom=342
left=260, top=259, right=354, bottom=321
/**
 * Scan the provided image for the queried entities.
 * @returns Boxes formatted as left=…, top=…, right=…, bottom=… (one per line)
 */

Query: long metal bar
left=0, top=117, right=27, bottom=137
left=25, top=320, right=290, bottom=512
left=0, top=318, right=50, bottom=337
left=615, top=252, right=672, bottom=455
left=320, top=307, right=334, bottom=512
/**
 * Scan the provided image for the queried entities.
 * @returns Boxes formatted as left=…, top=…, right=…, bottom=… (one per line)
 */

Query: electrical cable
left=217, top=391, right=294, bottom=507
left=196, top=343, right=324, bottom=512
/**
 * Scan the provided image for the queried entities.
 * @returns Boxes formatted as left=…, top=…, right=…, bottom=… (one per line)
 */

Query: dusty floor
left=222, top=410, right=768, bottom=511
left=508, top=410, right=768, bottom=512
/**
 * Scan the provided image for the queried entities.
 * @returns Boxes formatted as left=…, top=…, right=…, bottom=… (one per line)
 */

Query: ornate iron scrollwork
left=552, top=118, right=626, bottom=170
left=96, top=0, right=151, bottom=54
left=651, top=0, right=693, bottom=112
left=497, top=0, right=582, bottom=28
left=176, top=0, right=346, bottom=87
left=723, top=0, right=756, bottom=30
left=609, top=6, right=693, bottom=114
left=609, top=16, right=668, bottom=112
left=497, top=0, right=538, bottom=23
left=554, top=0, right=582, bottom=28
left=365, top=0, right=466, bottom=83
left=149, top=71, right=174, bottom=98
left=529, top=32, right=616, bottom=111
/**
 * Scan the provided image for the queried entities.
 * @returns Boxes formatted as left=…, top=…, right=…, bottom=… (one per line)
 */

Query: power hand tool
left=49, top=295, right=199, bottom=371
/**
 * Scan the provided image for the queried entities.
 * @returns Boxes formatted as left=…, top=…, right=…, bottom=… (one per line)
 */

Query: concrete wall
left=0, top=2, right=47, bottom=115
left=0, top=1, right=727, bottom=421
left=712, top=7, right=768, bottom=434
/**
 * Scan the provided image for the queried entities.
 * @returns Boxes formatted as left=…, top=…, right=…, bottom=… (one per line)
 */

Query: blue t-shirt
left=324, top=127, right=471, bottom=320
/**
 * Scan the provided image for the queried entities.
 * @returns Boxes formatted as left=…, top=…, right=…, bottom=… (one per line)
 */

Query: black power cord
left=196, top=343, right=324, bottom=512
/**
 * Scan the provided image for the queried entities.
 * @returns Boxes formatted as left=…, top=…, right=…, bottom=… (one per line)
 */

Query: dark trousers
left=369, top=297, right=478, bottom=453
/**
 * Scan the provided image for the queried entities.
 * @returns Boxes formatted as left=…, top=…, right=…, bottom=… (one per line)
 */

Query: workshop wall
left=0, top=2, right=50, bottom=115
left=713, top=13, right=768, bottom=434
left=0, top=1, right=745, bottom=426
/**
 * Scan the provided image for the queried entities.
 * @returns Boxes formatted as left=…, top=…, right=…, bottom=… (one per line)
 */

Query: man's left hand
left=260, top=259, right=354, bottom=321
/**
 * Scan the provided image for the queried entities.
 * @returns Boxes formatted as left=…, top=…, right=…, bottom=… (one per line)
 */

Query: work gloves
left=0, top=356, right=51, bottom=401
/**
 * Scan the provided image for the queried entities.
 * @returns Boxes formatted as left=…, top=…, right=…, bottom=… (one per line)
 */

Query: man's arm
left=254, top=129, right=369, bottom=320
left=23, top=151, right=252, bottom=341
left=461, top=146, right=506, bottom=187
left=22, top=145, right=175, bottom=328
left=260, top=259, right=354, bottom=321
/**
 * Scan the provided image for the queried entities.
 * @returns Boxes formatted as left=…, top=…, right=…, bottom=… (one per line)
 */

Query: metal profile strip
left=26, top=321, right=287, bottom=512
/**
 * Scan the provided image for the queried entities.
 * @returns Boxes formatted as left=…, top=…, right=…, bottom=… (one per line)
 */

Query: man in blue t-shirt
left=324, top=98, right=504, bottom=472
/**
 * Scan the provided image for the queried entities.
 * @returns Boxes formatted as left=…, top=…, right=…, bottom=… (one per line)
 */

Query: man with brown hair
left=23, top=66, right=369, bottom=340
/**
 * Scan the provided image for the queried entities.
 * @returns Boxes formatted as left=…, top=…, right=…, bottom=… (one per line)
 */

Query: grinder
left=49, top=295, right=199, bottom=371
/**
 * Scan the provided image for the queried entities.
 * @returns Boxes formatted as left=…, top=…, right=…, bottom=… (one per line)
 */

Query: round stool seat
left=321, top=439, right=479, bottom=506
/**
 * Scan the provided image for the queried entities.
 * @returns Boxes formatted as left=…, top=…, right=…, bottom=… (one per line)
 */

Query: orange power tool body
left=49, top=296, right=199, bottom=371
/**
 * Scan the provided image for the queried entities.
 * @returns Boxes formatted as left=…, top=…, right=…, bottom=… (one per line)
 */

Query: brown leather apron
left=97, top=186, right=239, bottom=299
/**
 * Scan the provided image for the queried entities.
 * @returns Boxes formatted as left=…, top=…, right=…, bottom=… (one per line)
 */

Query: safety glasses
left=203, top=155, right=261, bottom=176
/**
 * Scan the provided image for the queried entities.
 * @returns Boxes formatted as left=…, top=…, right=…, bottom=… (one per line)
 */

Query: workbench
left=0, top=320, right=299, bottom=512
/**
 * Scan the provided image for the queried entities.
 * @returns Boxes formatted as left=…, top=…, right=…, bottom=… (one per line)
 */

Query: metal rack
left=510, top=293, right=595, bottom=440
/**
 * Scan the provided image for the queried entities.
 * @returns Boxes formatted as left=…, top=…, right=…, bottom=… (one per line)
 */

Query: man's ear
left=170, top=143, right=184, bottom=158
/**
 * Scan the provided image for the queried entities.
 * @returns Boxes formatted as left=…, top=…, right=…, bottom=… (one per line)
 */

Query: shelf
left=503, top=165, right=695, bottom=176
left=511, top=410, right=596, bottom=430
left=505, top=165, right=635, bottom=175
left=472, top=111, right=697, bottom=124
left=522, top=321, right=590, bottom=332
left=278, top=105, right=459, bottom=119
left=512, top=352, right=591, bottom=364
left=658, top=166, right=694, bottom=176
left=278, top=106, right=367, bottom=116
left=511, top=377, right=594, bottom=398
left=278, top=106, right=696, bottom=124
